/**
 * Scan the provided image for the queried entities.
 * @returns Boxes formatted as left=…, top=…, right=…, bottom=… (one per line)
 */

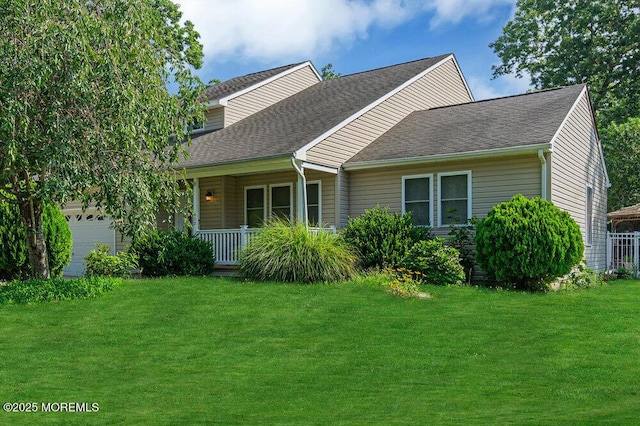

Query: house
left=62, top=53, right=609, bottom=276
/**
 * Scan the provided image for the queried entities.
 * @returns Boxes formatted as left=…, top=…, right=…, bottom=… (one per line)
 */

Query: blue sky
left=175, top=0, right=531, bottom=100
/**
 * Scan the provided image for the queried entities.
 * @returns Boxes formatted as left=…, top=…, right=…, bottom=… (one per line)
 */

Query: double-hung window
left=438, top=171, right=472, bottom=226
left=306, top=181, right=321, bottom=225
left=402, top=174, right=432, bottom=226
left=245, top=186, right=266, bottom=228
left=270, top=183, right=293, bottom=220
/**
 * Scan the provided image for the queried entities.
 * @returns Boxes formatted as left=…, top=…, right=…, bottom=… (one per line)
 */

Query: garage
left=63, top=210, right=115, bottom=276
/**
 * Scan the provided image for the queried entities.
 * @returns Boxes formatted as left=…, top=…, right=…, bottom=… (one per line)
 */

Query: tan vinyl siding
left=204, top=107, right=224, bottom=131
left=198, top=176, right=224, bottom=230
left=306, top=58, right=472, bottom=167
left=347, top=155, right=541, bottom=238
left=225, top=65, right=320, bottom=127
left=550, top=92, right=608, bottom=270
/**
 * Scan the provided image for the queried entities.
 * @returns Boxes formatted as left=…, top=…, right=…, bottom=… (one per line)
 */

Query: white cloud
left=468, top=71, right=532, bottom=101
left=423, top=0, right=517, bottom=27
left=175, top=0, right=516, bottom=63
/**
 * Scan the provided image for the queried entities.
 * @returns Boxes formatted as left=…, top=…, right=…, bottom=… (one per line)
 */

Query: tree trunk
left=19, top=199, right=50, bottom=279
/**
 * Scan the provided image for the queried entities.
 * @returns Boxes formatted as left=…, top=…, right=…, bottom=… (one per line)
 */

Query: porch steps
left=212, top=265, right=241, bottom=278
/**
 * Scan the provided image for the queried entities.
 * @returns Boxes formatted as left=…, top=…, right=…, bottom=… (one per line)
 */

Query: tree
left=490, top=0, right=640, bottom=124
left=491, top=0, right=640, bottom=211
left=0, top=0, right=205, bottom=278
left=321, top=63, right=342, bottom=80
left=601, top=118, right=640, bottom=210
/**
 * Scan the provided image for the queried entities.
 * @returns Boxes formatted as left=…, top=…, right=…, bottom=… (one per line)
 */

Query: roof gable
left=202, top=62, right=317, bottom=104
left=345, top=84, right=587, bottom=166
left=180, top=54, right=453, bottom=169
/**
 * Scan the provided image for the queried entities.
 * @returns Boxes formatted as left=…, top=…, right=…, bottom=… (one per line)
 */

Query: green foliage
left=239, top=219, right=357, bottom=283
left=475, top=194, right=584, bottom=291
left=0, top=276, right=120, bottom=304
left=320, top=63, right=342, bottom=80
left=129, top=230, right=215, bottom=277
left=601, top=118, right=640, bottom=211
left=490, top=0, right=639, bottom=124
left=84, top=244, right=138, bottom=278
left=0, top=0, right=205, bottom=277
left=0, top=200, right=71, bottom=280
left=342, top=206, right=432, bottom=270
left=400, top=239, right=465, bottom=286
left=448, top=218, right=477, bottom=283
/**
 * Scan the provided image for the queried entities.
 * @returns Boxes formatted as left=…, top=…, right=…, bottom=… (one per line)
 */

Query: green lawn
left=1, top=277, right=639, bottom=424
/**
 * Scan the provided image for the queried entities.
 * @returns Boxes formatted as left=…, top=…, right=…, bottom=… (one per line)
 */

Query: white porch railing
left=607, top=232, right=640, bottom=277
left=194, top=225, right=336, bottom=266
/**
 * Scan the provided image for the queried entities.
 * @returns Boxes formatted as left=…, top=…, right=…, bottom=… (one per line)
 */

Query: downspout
left=291, top=155, right=308, bottom=226
left=538, top=149, right=547, bottom=200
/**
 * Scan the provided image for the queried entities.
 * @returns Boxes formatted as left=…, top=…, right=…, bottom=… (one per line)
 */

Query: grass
left=1, top=277, right=639, bottom=424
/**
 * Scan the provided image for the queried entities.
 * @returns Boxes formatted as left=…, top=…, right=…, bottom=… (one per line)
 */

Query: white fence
left=195, top=226, right=336, bottom=266
left=607, top=232, right=640, bottom=278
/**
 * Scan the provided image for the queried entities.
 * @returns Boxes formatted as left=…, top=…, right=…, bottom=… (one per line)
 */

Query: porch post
left=635, top=231, right=639, bottom=278
left=606, top=231, right=611, bottom=271
left=192, top=178, right=200, bottom=234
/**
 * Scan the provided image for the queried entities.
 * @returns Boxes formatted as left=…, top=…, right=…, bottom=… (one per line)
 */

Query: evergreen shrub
left=342, top=206, right=431, bottom=269
left=129, top=230, right=215, bottom=277
left=400, top=238, right=465, bottom=286
left=475, top=194, right=584, bottom=290
left=239, top=219, right=357, bottom=283
left=0, top=199, right=72, bottom=280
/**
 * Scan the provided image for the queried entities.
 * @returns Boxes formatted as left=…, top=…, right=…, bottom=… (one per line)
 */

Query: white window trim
left=437, top=171, right=472, bottom=227
left=306, top=180, right=322, bottom=225
left=585, top=184, right=594, bottom=247
left=244, top=185, right=267, bottom=227
left=269, top=183, right=294, bottom=220
left=402, top=174, right=433, bottom=226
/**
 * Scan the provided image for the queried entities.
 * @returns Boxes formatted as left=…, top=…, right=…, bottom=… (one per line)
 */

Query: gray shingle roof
left=180, top=54, right=451, bottom=169
left=201, top=62, right=306, bottom=102
left=346, top=84, right=586, bottom=165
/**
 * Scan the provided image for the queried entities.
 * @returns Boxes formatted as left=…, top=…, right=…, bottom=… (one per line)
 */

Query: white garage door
left=63, top=211, right=115, bottom=276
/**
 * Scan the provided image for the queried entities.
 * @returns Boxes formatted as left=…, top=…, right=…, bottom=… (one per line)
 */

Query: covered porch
left=179, top=157, right=344, bottom=265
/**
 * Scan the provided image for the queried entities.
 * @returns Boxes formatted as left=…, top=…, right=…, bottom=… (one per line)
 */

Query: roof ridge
left=335, top=53, right=452, bottom=80
left=213, top=61, right=307, bottom=86
left=424, top=83, right=586, bottom=112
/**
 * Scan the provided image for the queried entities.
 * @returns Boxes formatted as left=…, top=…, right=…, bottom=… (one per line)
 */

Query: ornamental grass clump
left=475, top=194, right=584, bottom=291
left=239, top=219, right=357, bottom=283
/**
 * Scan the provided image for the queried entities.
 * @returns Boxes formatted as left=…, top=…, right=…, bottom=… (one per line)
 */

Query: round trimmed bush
left=342, top=206, right=431, bottom=270
left=239, top=219, right=357, bottom=283
left=400, top=238, right=465, bottom=286
left=0, top=199, right=72, bottom=280
left=475, top=194, right=584, bottom=290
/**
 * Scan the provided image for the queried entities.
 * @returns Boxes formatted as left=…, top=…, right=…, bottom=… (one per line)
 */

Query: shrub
left=342, top=206, right=431, bottom=270
left=475, top=194, right=584, bottom=291
left=553, top=263, right=603, bottom=291
left=0, top=199, right=72, bottom=280
left=85, top=244, right=138, bottom=278
left=400, top=239, right=465, bottom=286
left=381, top=268, right=422, bottom=298
left=129, top=230, right=215, bottom=277
left=239, top=219, right=357, bottom=283
left=0, top=276, right=120, bottom=304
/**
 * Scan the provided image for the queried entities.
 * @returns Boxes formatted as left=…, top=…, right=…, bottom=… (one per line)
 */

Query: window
left=586, top=185, right=594, bottom=246
left=270, top=184, right=293, bottom=220
left=438, top=171, right=472, bottom=226
left=402, top=174, right=432, bottom=226
left=306, top=181, right=321, bottom=225
left=245, top=186, right=266, bottom=227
